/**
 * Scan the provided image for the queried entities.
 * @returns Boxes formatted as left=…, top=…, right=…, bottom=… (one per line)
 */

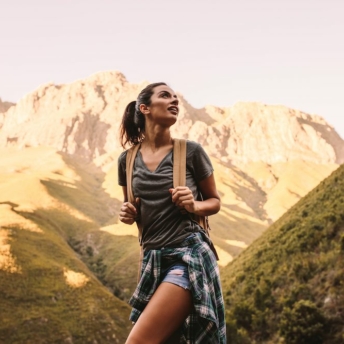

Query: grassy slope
left=37, top=153, right=141, bottom=301
left=221, top=164, right=344, bottom=344
left=0, top=148, right=132, bottom=343
left=0, top=219, right=131, bottom=344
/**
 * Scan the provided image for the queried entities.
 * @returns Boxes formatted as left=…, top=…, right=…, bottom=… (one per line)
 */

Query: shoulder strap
left=126, top=144, right=140, bottom=204
left=173, top=139, right=219, bottom=260
left=173, top=139, right=208, bottom=230
left=125, top=144, right=143, bottom=242
left=173, top=138, right=186, bottom=188
left=125, top=144, right=144, bottom=282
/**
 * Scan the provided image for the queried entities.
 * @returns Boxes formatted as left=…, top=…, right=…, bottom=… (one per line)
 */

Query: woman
left=118, top=82, right=226, bottom=343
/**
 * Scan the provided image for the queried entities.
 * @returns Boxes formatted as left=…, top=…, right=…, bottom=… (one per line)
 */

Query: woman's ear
left=139, top=104, right=150, bottom=115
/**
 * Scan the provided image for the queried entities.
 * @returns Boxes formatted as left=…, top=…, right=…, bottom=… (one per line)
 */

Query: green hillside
left=222, top=164, right=344, bottom=344
left=0, top=150, right=135, bottom=343
left=0, top=205, right=132, bottom=343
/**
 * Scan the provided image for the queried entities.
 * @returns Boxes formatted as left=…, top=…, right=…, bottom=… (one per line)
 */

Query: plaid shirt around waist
left=128, top=232, right=226, bottom=344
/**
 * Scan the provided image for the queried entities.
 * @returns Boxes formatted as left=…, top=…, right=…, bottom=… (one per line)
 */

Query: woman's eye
left=161, top=93, right=169, bottom=98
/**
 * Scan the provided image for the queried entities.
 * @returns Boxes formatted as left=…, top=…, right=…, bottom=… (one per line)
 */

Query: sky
left=1, top=0, right=343, bottom=138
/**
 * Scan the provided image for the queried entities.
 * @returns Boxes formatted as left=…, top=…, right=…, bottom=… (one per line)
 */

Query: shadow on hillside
left=17, top=205, right=140, bottom=301
left=211, top=209, right=268, bottom=257
left=15, top=153, right=141, bottom=300
left=224, top=172, right=271, bottom=223
left=221, top=202, right=264, bottom=219
left=40, top=152, right=122, bottom=226
left=0, top=201, right=19, bottom=208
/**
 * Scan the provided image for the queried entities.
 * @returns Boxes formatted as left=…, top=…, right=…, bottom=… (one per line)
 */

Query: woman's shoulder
left=185, top=139, right=202, bottom=152
left=118, top=149, right=128, bottom=165
left=184, top=140, right=213, bottom=173
left=185, top=140, right=209, bottom=158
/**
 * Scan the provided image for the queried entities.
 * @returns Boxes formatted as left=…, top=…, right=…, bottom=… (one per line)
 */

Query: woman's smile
left=167, top=105, right=179, bottom=115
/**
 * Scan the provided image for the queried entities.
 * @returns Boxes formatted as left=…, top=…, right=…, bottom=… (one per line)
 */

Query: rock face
left=0, top=71, right=343, bottom=164
left=0, top=98, right=15, bottom=129
left=0, top=98, right=14, bottom=113
left=185, top=102, right=344, bottom=164
left=0, top=72, right=145, bottom=160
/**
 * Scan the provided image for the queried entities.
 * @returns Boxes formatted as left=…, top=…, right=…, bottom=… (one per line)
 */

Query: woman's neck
left=142, top=130, right=173, bottom=152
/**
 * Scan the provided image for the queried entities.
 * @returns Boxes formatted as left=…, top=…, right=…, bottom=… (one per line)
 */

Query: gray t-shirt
left=118, top=140, right=214, bottom=251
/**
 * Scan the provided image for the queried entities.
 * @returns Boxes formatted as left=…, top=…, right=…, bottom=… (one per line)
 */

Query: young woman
left=118, top=82, right=226, bottom=343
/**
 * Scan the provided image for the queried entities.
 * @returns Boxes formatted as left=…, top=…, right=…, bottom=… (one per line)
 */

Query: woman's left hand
left=169, top=187, right=197, bottom=214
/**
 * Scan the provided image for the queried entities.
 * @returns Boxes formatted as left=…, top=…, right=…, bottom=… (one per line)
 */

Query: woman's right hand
left=119, top=198, right=140, bottom=225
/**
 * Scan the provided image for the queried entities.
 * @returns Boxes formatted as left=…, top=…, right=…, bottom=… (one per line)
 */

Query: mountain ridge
left=0, top=71, right=343, bottom=164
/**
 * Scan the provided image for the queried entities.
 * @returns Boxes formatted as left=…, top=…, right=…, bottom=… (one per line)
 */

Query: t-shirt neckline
left=137, top=149, right=173, bottom=173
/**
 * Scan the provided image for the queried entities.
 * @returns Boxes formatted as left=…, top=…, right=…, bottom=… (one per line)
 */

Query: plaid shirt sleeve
left=128, top=232, right=226, bottom=343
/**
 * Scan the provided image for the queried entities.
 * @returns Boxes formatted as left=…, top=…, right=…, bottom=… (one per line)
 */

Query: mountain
left=174, top=100, right=344, bottom=165
left=0, top=71, right=343, bottom=164
left=221, top=164, right=344, bottom=344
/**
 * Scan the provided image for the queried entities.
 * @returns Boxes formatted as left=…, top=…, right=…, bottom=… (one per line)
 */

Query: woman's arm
left=170, top=173, right=221, bottom=217
left=119, top=186, right=140, bottom=225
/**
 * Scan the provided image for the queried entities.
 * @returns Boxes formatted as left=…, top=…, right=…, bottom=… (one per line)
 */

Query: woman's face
left=140, top=85, right=179, bottom=126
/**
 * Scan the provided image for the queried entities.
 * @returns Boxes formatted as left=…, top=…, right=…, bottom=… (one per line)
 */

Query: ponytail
left=119, top=82, right=167, bottom=148
left=120, top=100, right=145, bottom=148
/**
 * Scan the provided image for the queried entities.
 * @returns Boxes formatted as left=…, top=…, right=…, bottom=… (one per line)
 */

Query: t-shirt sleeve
left=188, top=141, right=214, bottom=182
left=118, top=151, right=127, bottom=186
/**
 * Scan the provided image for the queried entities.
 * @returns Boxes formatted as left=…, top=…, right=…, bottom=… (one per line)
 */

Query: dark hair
left=120, top=82, right=167, bottom=147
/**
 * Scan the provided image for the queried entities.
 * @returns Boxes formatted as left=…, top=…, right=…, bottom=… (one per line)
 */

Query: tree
left=279, top=300, right=326, bottom=344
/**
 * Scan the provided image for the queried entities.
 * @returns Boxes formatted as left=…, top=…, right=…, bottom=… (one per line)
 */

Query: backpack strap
left=173, top=138, right=208, bottom=232
left=125, top=144, right=143, bottom=241
left=125, top=144, right=144, bottom=282
left=173, top=138, right=186, bottom=188
left=126, top=144, right=140, bottom=204
left=173, top=139, right=219, bottom=260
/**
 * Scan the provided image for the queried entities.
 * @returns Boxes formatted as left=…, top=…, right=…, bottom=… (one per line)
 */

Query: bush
left=279, top=300, right=326, bottom=344
left=233, top=301, right=255, bottom=330
left=280, top=221, right=297, bottom=233
left=225, top=317, right=251, bottom=344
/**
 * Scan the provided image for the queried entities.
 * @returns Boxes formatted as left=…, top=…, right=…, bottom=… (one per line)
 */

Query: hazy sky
left=1, top=0, right=343, bottom=138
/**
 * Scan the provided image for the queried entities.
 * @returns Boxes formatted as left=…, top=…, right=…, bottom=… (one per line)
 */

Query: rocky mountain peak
left=172, top=100, right=344, bottom=164
left=0, top=71, right=343, bottom=164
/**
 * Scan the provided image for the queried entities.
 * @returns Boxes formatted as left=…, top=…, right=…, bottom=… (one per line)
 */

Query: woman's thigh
left=161, top=263, right=191, bottom=290
left=125, top=282, right=193, bottom=344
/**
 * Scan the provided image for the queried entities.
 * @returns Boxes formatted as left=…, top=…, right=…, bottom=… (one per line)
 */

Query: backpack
left=125, top=139, right=219, bottom=274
